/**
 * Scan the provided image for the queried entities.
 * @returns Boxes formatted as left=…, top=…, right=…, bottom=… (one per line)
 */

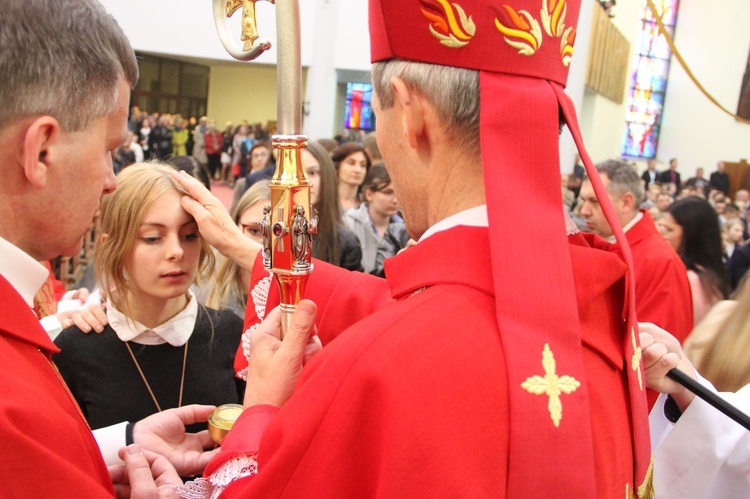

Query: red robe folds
left=212, top=226, right=642, bottom=496
left=0, top=275, right=113, bottom=498
left=627, top=211, right=693, bottom=342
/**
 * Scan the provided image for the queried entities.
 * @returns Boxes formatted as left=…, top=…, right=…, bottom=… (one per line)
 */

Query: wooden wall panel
left=585, top=6, right=630, bottom=104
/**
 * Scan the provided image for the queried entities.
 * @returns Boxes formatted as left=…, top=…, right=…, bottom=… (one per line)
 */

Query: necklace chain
left=125, top=341, right=188, bottom=412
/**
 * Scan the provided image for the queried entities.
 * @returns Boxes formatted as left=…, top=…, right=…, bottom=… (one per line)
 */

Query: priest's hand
left=244, top=300, right=322, bottom=408
left=639, top=322, right=697, bottom=411
left=172, top=170, right=261, bottom=268
left=132, top=405, right=220, bottom=477
left=109, top=445, right=182, bottom=499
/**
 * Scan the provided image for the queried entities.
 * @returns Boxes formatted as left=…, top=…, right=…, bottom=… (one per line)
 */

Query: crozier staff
left=216, top=0, right=315, bottom=337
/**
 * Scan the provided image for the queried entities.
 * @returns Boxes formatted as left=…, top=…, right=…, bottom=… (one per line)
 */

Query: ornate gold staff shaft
left=214, top=0, right=315, bottom=337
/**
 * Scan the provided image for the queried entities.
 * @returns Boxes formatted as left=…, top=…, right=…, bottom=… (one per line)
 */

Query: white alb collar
left=0, top=236, right=49, bottom=307
left=605, top=211, right=643, bottom=243
left=419, top=205, right=489, bottom=242
left=418, top=205, right=578, bottom=241
left=108, top=290, right=198, bottom=346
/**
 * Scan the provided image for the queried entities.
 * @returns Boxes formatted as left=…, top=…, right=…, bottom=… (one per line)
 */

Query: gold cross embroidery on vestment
left=631, top=327, right=643, bottom=390
left=521, top=343, right=580, bottom=427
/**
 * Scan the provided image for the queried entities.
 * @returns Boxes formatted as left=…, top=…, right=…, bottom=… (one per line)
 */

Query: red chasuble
left=214, top=226, right=637, bottom=496
left=0, top=275, right=114, bottom=497
left=627, top=210, right=693, bottom=343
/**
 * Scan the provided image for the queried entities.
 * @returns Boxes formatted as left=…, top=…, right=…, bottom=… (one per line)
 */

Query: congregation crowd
left=4, top=0, right=750, bottom=497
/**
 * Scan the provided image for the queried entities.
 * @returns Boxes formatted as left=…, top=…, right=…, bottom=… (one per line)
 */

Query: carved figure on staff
left=292, top=204, right=316, bottom=271
left=226, top=0, right=276, bottom=50
left=259, top=204, right=271, bottom=267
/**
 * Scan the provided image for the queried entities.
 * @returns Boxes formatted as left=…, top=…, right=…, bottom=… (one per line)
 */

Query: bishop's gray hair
left=372, top=60, right=480, bottom=153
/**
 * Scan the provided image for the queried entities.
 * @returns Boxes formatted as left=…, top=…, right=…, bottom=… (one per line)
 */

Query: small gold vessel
left=208, top=404, right=244, bottom=444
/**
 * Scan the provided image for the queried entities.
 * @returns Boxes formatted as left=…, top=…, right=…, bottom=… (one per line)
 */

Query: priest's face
left=579, top=178, right=613, bottom=238
left=22, top=79, right=126, bottom=260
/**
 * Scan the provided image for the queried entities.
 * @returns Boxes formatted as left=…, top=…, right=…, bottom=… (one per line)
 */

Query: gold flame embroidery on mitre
left=494, top=4, right=543, bottom=56
left=490, top=1, right=575, bottom=65
left=420, top=0, right=476, bottom=48
left=560, top=25, right=576, bottom=66
left=541, top=0, right=566, bottom=37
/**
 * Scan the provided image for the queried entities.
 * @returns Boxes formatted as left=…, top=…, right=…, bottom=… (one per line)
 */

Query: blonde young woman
left=53, top=163, right=244, bottom=430
left=683, top=277, right=750, bottom=392
left=204, top=180, right=272, bottom=317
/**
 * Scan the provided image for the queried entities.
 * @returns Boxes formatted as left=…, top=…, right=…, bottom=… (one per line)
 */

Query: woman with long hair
left=331, top=142, right=371, bottom=212
left=53, top=163, right=244, bottom=430
left=305, top=141, right=362, bottom=271
left=658, top=196, right=730, bottom=322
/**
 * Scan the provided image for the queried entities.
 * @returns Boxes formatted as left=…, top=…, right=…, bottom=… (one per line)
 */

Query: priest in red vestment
left=579, top=158, right=693, bottom=346
left=1, top=2, right=216, bottom=496
left=579, top=159, right=693, bottom=407
left=174, top=0, right=653, bottom=496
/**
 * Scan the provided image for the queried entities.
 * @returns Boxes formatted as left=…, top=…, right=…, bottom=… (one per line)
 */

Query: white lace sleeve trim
left=174, top=454, right=258, bottom=499
left=251, top=274, right=272, bottom=320
left=237, top=322, right=260, bottom=381
left=237, top=274, right=272, bottom=381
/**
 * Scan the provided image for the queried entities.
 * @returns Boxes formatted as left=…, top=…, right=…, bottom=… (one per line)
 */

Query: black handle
left=666, top=368, right=750, bottom=431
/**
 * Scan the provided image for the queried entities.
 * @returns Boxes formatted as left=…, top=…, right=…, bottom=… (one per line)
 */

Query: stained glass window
left=621, top=0, right=680, bottom=159
left=344, top=83, right=374, bottom=131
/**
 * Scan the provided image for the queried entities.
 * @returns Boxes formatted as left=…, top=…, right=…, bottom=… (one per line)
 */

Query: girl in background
left=306, top=141, right=363, bottom=271
left=344, top=164, right=405, bottom=274
left=54, top=163, right=243, bottom=430
left=231, top=141, right=274, bottom=211
left=331, top=142, right=371, bottom=212
left=658, top=196, right=729, bottom=322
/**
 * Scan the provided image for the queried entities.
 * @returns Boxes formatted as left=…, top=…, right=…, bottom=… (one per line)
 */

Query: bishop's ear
left=390, top=77, right=426, bottom=150
left=22, top=116, right=60, bottom=189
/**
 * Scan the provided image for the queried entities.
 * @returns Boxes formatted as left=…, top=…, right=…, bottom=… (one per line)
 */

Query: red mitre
left=370, top=0, right=650, bottom=496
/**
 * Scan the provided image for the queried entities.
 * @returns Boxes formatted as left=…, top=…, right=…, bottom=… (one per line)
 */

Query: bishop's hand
left=171, top=170, right=261, bottom=269
left=244, top=300, right=321, bottom=408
